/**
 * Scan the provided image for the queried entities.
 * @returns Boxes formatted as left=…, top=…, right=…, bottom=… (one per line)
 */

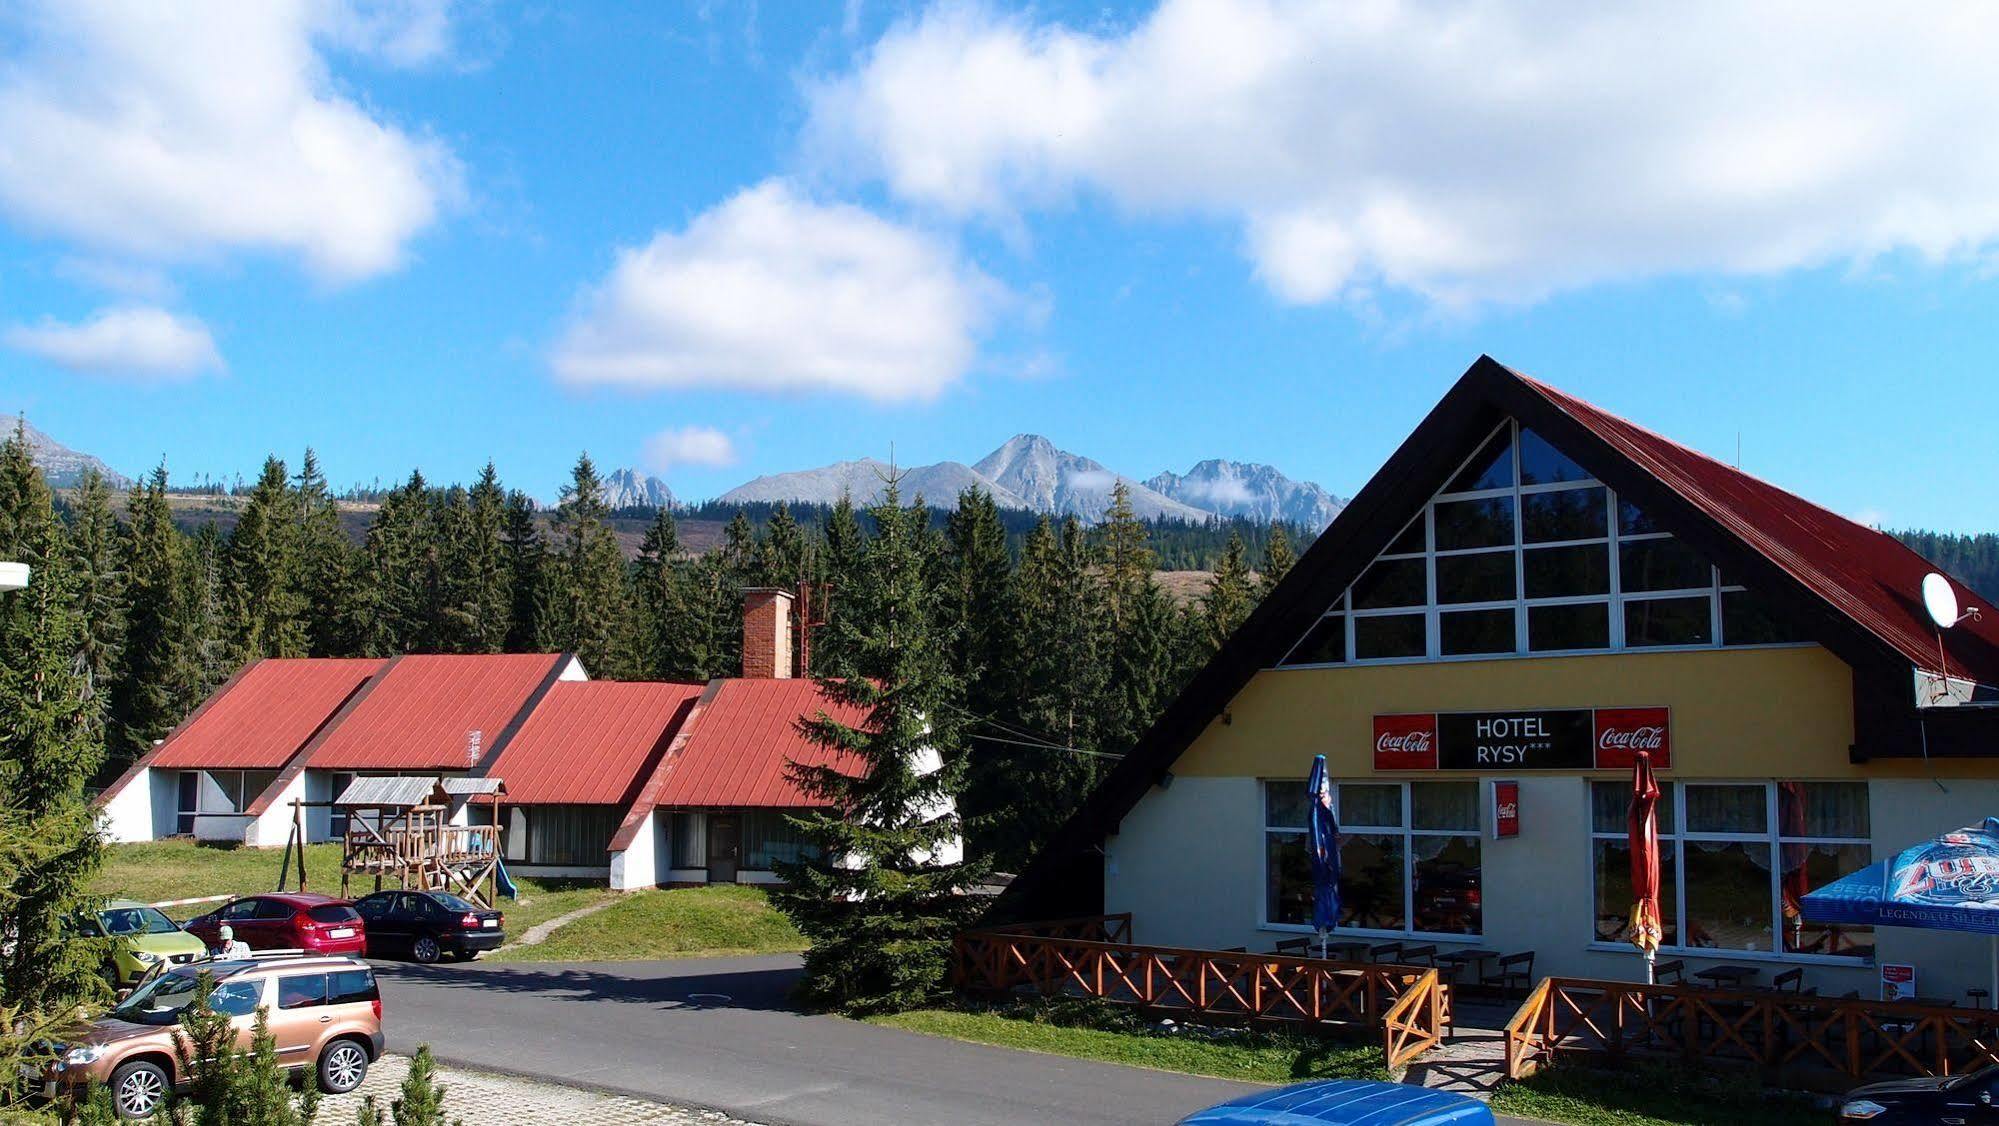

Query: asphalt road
left=373, top=954, right=1265, bottom=1126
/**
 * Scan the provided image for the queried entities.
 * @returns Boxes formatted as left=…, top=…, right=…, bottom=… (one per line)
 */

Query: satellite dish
left=1923, top=572, right=1961, bottom=630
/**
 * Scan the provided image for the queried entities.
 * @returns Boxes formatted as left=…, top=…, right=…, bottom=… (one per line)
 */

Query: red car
left=184, top=893, right=367, bottom=957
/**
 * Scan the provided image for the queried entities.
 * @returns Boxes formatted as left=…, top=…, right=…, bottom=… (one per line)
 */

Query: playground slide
left=494, top=857, right=519, bottom=900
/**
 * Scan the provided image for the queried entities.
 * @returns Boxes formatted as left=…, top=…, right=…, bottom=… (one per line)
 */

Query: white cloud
left=644, top=425, right=739, bottom=471
left=5, top=306, right=223, bottom=380
left=551, top=179, right=997, bottom=402
left=807, top=1, right=1999, bottom=307
left=0, top=0, right=463, bottom=284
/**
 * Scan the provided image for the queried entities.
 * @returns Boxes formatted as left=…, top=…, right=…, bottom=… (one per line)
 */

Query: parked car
left=353, top=889, right=504, bottom=963
left=44, top=952, right=383, bottom=1120
left=82, top=900, right=207, bottom=988
left=1839, top=1066, right=1999, bottom=1121
left=1181, top=1080, right=1494, bottom=1125
left=183, top=893, right=366, bottom=957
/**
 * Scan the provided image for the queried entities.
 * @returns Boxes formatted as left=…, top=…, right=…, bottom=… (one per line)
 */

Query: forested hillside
left=39, top=442, right=1297, bottom=870
left=1895, top=531, right=1999, bottom=604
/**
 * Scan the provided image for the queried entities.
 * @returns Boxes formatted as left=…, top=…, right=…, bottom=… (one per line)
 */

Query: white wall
left=1867, top=778, right=1999, bottom=1002
left=609, top=810, right=657, bottom=891
left=98, top=768, right=157, bottom=843
left=1105, top=776, right=1262, bottom=950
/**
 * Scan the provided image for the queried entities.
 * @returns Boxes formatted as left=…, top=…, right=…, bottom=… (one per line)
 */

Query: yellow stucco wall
left=1176, top=644, right=1995, bottom=781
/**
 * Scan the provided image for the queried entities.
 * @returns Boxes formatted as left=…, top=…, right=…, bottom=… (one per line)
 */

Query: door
left=214, top=897, right=263, bottom=949
left=707, top=815, right=740, bottom=884
left=270, top=972, right=329, bottom=1066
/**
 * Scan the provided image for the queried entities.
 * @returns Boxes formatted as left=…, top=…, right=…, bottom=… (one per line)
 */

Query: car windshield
left=100, top=906, right=180, bottom=937
left=111, top=972, right=261, bottom=1026
left=430, top=893, right=478, bottom=913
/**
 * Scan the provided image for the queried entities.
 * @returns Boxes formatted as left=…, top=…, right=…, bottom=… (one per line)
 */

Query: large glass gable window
left=1278, top=419, right=1803, bottom=666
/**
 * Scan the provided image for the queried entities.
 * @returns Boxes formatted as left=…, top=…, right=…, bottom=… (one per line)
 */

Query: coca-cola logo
left=1598, top=725, right=1665, bottom=751
left=1376, top=730, right=1434, bottom=755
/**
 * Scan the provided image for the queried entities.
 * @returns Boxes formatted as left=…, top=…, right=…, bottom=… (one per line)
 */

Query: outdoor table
left=1321, top=940, right=1372, bottom=961
left=1434, top=947, right=1498, bottom=983
left=1693, top=964, right=1760, bottom=987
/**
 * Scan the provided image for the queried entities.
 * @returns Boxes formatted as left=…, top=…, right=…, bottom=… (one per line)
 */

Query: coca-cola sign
left=1593, top=707, right=1672, bottom=768
left=1373, top=707, right=1671, bottom=771
left=1491, top=780, right=1521, bottom=838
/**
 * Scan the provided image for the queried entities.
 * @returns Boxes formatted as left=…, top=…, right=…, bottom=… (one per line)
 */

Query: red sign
left=1373, top=713, right=1438, bottom=771
left=1593, top=708, right=1672, bottom=770
left=1491, top=780, right=1520, bottom=839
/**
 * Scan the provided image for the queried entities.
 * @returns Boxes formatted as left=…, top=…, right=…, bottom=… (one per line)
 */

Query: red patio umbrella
left=1627, top=749, right=1663, bottom=982
left=1778, top=781, right=1810, bottom=953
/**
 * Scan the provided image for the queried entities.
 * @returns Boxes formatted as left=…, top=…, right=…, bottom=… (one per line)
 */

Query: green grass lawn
left=489, top=884, right=805, bottom=962
left=1488, top=1064, right=1828, bottom=1126
left=867, top=1000, right=1388, bottom=1085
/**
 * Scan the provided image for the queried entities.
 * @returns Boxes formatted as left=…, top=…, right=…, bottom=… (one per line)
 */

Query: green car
left=85, top=900, right=208, bottom=988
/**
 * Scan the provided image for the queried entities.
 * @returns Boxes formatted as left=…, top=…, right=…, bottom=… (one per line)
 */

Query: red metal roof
left=649, top=678, right=870, bottom=808
left=482, top=681, right=703, bottom=805
left=148, top=658, right=386, bottom=770
left=1519, top=372, right=1999, bottom=685
left=304, top=653, right=571, bottom=771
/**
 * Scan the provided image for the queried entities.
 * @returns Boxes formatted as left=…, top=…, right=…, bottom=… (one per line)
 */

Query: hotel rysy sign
left=1373, top=708, right=1670, bottom=771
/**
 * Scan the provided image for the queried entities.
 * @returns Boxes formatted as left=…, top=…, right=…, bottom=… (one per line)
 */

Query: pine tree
left=1096, top=483, right=1178, bottom=754
left=174, top=523, right=234, bottom=708
left=542, top=454, right=632, bottom=677
left=360, top=472, right=440, bottom=653
left=771, top=477, right=985, bottom=1015
left=940, top=488, right=1012, bottom=715
left=1199, top=530, right=1254, bottom=654
left=755, top=502, right=807, bottom=588
left=295, top=449, right=360, bottom=656
left=224, top=456, right=309, bottom=661
left=110, top=465, right=186, bottom=763
left=461, top=463, right=512, bottom=653
left=1260, top=524, right=1296, bottom=597
left=813, top=493, right=865, bottom=675
left=630, top=508, right=684, bottom=679
left=0, top=428, right=105, bottom=1019
left=172, top=975, right=320, bottom=1125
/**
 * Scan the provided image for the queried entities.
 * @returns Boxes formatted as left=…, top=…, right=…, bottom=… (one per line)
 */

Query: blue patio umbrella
left=1802, top=816, right=1999, bottom=1000
left=1307, top=754, right=1342, bottom=958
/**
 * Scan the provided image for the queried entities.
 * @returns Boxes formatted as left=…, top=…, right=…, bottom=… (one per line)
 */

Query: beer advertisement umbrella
left=1307, top=754, right=1341, bottom=960
left=1627, top=749, right=1664, bottom=983
left=1803, top=817, right=1999, bottom=1002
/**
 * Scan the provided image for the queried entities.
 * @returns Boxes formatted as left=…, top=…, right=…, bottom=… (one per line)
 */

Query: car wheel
left=317, top=1039, right=369, bottom=1094
left=411, top=935, right=441, bottom=964
left=110, top=1059, right=170, bottom=1120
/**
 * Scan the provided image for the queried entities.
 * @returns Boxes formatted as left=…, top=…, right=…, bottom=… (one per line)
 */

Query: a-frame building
left=1005, top=356, right=1999, bottom=997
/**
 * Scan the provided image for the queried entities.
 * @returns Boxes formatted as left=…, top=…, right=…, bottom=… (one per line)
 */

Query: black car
left=1840, top=1066, right=1999, bottom=1122
left=352, top=890, right=505, bottom=964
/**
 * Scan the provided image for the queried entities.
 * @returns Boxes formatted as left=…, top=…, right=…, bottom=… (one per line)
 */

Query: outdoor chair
left=1273, top=937, right=1311, bottom=956
left=1652, top=959, right=1687, bottom=985
left=1480, top=951, right=1535, bottom=998
left=1769, top=968, right=1805, bottom=994
left=1368, top=941, right=1404, bottom=963
left=1400, top=944, right=1439, bottom=967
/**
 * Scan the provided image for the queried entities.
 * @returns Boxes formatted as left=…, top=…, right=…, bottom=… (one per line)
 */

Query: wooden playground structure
left=276, top=776, right=508, bottom=908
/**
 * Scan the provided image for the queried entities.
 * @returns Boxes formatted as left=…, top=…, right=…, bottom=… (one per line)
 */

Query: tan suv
left=47, top=952, right=384, bottom=1119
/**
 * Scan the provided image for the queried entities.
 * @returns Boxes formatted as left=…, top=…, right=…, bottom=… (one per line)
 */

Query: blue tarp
left=1802, top=816, right=1999, bottom=935
left=1307, top=754, right=1341, bottom=935
left=1181, top=1079, right=1493, bottom=1126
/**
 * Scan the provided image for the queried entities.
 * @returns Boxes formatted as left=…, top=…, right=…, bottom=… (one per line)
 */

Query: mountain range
left=601, top=467, right=675, bottom=510
left=711, top=435, right=1345, bottom=528
left=2, top=414, right=130, bottom=490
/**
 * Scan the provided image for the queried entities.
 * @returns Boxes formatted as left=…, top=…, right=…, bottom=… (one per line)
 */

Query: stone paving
left=324, top=1054, right=764, bottom=1125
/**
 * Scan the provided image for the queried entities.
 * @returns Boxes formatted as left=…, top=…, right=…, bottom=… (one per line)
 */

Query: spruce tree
left=813, top=493, right=865, bottom=675
left=542, top=454, right=632, bottom=677
left=1199, top=529, right=1255, bottom=653
left=295, top=449, right=360, bottom=656
left=461, top=463, right=512, bottom=653
left=110, top=465, right=186, bottom=763
left=755, top=502, right=807, bottom=588
left=940, top=488, right=1011, bottom=716
left=771, top=477, right=985, bottom=1015
left=224, top=456, right=308, bottom=661
left=174, top=523, right=234, bottom=709
left=1096, top=482, right=1177, bottom=754
left=67, top=469, right=126, bottom=752
left=0, top=430, right=105, bottom=1019
left=1260, top=524, right=1296, bottom=596
left=501, top=489, right=546, bottom=652
left=630, top=508, right=684, bottom=679
left=360, top=472, right=440, bottom=653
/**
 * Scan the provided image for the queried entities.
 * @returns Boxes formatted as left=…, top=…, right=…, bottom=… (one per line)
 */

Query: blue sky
left=2, top=2, right=1997, bottom=530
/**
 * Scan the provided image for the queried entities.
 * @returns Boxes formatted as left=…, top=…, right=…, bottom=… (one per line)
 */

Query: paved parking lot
left=330, top=1053, right=764, bottom=1125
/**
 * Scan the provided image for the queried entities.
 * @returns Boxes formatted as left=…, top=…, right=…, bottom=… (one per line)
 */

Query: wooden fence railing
left=952, top=924, right=1446, bottom=1065
left=980, top=913, right=1134, bottom=944
left=1505, top=976, right=1999, bottom=1089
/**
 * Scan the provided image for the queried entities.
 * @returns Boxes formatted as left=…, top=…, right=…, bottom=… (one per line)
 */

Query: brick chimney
left=741, top=589, right=796, bottom=679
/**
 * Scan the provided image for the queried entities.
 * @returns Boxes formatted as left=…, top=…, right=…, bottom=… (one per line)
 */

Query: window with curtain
left=670, top=812, right=708, bottom=870
left=741, top=810, right=819, bottom=870
left=1275, top=418, right=1805, bottom=667
left=1263, top=780, right=1482, bottom=937
left=1588, top=780, right=1871, bottom=958
left=527, top=806, right=622, bottom=866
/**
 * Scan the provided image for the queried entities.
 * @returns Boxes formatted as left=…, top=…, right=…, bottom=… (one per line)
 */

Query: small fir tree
left=1259, top=524, right=1296, bottom=596
left=1198, top=530, right=1254, bottom=654
left=771, top=477, right=986, bottom=1015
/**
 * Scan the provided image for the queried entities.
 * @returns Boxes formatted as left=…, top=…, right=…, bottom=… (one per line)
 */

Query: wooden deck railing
left=980, top=913, right=1134, bottom=944
left=1505, top=976, right=1999, bottom=1089
left=952, top=923, right=1447, bottom=1063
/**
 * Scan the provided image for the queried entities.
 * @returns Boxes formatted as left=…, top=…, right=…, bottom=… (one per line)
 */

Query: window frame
left=1261, top=779, right=1484, bottom=941
left=1586, top=779, right=1873, bottom=966
left=1278, top=419, right=1808, bottom=669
